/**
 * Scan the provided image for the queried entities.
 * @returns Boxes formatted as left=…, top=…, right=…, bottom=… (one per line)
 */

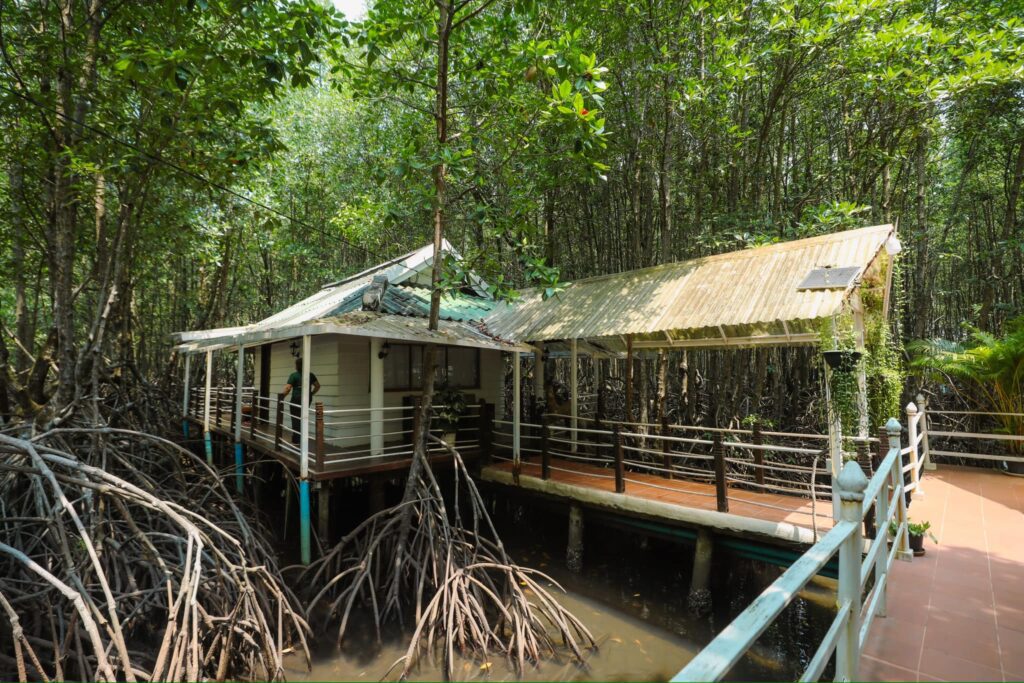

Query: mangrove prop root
left=303, top=436, right=596, bottom=680
left=0, top=426, right=311, bottom=682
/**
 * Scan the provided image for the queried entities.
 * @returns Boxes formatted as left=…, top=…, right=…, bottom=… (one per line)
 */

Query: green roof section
left=327, top=284, right=496, bottom=323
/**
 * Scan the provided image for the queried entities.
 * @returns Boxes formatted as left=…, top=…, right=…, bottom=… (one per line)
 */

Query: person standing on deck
left=281, top=358, right=320, bottom=446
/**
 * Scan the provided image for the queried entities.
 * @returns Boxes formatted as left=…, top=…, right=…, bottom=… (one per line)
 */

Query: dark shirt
left=286, top=370, right=318, bottom=404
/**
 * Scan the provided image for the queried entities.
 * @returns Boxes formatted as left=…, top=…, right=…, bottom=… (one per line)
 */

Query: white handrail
left=673, top=418, right=908, bottom=682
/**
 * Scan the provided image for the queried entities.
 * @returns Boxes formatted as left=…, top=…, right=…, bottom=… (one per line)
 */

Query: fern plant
left=909, top=316, right=1024, bottom=453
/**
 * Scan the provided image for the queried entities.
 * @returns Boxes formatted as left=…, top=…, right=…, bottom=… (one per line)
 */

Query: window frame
left=379, top=343, right=481, bottom=392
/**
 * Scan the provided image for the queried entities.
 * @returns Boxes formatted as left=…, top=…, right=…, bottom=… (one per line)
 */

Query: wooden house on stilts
left=174, top=224, right=902, bottom=563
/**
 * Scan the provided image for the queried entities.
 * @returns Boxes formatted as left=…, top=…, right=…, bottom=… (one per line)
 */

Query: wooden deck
left=860, top=466, right=1024, bottom=682
left=482, top=456, right=833, bottom=546
left=187, top=414, right=475, bottom=480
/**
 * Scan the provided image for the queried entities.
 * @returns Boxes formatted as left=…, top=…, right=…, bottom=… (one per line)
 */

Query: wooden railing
left=673, top=418, right=910, bottom=682
left=491, top=414, right=858, bottom=523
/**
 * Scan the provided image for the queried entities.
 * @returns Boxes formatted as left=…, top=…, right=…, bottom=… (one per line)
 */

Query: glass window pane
left=446, top=347, right=479, bottom=389
left=383, top=345, right=410, bottom=390
left=410, top=345, right=423, bottom=388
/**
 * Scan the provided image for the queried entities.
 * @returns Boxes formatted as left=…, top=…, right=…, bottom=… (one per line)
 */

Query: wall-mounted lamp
left=378, top=341, right=390, bottom=360
left=289, top=340, right=300, bottom=358
left=541, top=346, right=550, bottom=363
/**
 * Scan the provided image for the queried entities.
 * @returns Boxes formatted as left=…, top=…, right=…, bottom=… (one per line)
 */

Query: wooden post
left=234, top=345, right=245, bottom=495
left=318, top=483, right=330, bottom=544
left=203, top=350, right=213, bottom=464
left=595, top=377, right=605, bottom=430
left=541, top=414, right=551, bottom=480
left=661, top=417, right=672, bottom=479
left=752, top=421, right=765, bottom=487
left=370, top=338, right=384, bottom=456
left=613, top=424, right=625, bottom=493
left=274, top=393, right=285, bottom=451
left=713, top=431, right=728, bottom=513
left=512, top=351, right=521, bottom=483
left=182, top=353, right=191, bottom=438
left=299, top=334, right=312, bottom=565
left=835, top=459, right=868, bottom=681
left=315, top=402, right=325, bottom=474
left=624, top=335, right=634, bottom=423
left=478, top=399, right=493, bottom=463
left=215, top=385, right=223, bottom=427
left=570, top=338, right=578, bottom=453
left=250, top=394, right=257, bottom=440
left=887, top=418, right=911, bottom=559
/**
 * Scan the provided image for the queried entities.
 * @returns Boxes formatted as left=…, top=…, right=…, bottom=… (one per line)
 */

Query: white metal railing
left=673, top=417, right=910, bottom=682
left=902, top=395, right=1024, bottom=495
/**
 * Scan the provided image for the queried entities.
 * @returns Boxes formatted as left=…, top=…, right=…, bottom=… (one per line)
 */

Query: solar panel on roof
left=796, top=266, right=862, bottom=290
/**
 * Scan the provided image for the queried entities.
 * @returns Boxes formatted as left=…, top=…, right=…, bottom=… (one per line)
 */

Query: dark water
left=284, top=485, right=836, bottom=682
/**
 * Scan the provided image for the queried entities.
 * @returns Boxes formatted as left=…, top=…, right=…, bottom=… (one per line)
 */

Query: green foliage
left=892, top=518, right=938, bottom=543
left=434, top=383, right=468, bottom=430
left=909, top=316, right=1024, bottom=450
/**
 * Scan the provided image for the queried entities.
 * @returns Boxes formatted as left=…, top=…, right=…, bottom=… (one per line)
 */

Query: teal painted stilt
left=299, top=479, right=311, bottom=564
left=234, top=443, right=244, bottom=494
left=204, top=431, right=213, bottom=464
left=183, top=419, right=190, bottom=439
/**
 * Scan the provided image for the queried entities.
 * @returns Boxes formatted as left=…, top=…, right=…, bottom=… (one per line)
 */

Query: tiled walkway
left=860, top=466, right=1024, bottom=682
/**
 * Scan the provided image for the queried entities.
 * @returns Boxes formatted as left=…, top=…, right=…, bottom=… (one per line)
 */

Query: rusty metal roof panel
left=484, top=225, right=893, bottom=344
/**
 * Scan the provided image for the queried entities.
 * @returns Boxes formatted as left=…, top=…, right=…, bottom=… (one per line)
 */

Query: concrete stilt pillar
left=567, top=503, right=584, bottom=573
left=369, top=477, right=387, bottom=514
left=688, top=528, right=714, bottom=616
left=317, top=483, right=330, bottom=544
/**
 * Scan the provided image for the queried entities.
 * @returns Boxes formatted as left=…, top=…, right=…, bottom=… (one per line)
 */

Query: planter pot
left=822, top=350, right=863, bottom=373
left=1004, top=460, right=1024, bottom=477
left=442, top=431, right=457, bottom=448
left=909, top=532, right=926, bottom=557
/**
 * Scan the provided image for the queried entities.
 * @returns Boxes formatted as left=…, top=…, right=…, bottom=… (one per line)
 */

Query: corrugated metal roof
left=176, top=311, right=529, bottom=353
left=328, top=284, right=496, bottom=321
left=484, top=224, right=894, bottom=346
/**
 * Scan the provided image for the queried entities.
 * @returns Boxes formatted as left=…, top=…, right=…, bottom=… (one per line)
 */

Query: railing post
left=752, top=421, right=765, bottom=487
left=713, top=431, right=729, bottom=512
left=836, top=459, right=868, bottom=682
left=888, top=417, right=911, bottom=560
left=274, top=393, right=284, bottom=451
left=478, top=399, right=493, bottom=464
left=216, top=387, right=223, bottom=426
left=858, top=439, right=876, bottom=539
left=875, top=437, right=891, bottom=619
left=906, top=402, right=921, bottom=497
left=315, top=402, right=325, bottom=475
left=613, top=424, right=625, bottom=493
left=917, top=393, right=935, bottom=471
left=541, top=414, right=551, bottom=480
left=661, top=417, right=672, bottom=479
left=595, top=381, right=605, bottom=430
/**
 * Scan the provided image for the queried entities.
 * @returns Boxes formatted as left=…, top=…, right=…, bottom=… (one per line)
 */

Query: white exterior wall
left=253, top=334, right=503, bottom=448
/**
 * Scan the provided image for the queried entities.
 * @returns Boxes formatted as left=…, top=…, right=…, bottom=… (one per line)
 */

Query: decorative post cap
left=886, top=417, right=902, bottom=435
left=837, top=459, right=869, bottom=502
left=905, top=402, right=918, bottom=415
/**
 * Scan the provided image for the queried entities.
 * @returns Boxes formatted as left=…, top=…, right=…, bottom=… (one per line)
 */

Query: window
left=382, top=344, right=479, bottom=390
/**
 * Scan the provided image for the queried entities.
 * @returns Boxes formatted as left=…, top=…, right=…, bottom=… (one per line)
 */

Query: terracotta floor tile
left=922, top=623, right=1002, bottom=669
left=917, top=649, right=1004, bottom=682
left=859, top=654, right=919, bottom=682
left=864, top=616, right=925, bottom=671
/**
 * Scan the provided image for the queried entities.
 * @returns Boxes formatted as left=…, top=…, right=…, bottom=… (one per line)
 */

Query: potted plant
left=434, top=384, right=467, bottom=447
left=891, top=518, right=937, bottom=556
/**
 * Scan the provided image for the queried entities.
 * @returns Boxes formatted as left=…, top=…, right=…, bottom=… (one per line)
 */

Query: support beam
left=567, top=503, right=584, bottom=573
left=370, top=338, right=384, bottom=456
left=570, top=338, right=578, bottom=453
left=512, top=352, right=521, bottom=472
left=182, top=354, right=191, bottom=438
left=203, top=350, right=213, bottom=464
left=299, top=334, right=312, bottom=565
left=318, top=484, right=330, bottom=543
left=533, top=341, right=545, bottom=410
left=852, top=294, right=870, bottom=438
left=234, top=345, right=245, bottom=494
left=688, top=529, right=714, bottom=616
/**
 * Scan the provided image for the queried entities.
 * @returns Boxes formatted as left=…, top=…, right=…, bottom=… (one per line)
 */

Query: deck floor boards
left=486, top=456, right=834, bottom=532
